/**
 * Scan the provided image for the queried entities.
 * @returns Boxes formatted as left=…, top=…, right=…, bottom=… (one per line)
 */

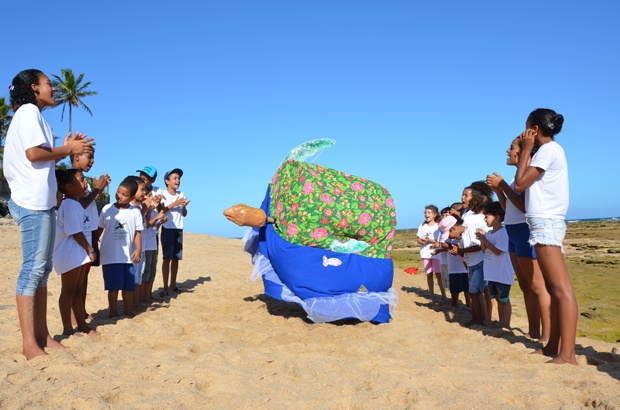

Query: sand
left=0, top=223, right=618, bottom=409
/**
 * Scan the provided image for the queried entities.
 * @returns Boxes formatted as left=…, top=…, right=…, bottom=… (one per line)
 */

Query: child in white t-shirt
left=456, top=183, right=492, bottom=326
left=433, top=211, right=470, bottom=308
left=53, top=169, right=97, bottom=336
left=142, top=186, right=168, bottom=303
left=71, top=149, right=111, bottom=321
left=97, top=177, right=144, bottom=317
left=436, top=207, right=452, bottom=295
left=128, top=176, right=149, bottom=309
left=160, top=168, right=190, bottom=295
left=476, top=202, right=514, bottom=329
left=416, top=205, right=446, bottom=300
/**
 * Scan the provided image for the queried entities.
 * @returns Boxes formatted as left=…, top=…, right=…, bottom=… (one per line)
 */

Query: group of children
left=418, top=183, right=513, bottom=329
left=416, top=108, right=578, bottom=365
left=54, top=159, right=189, bottom=335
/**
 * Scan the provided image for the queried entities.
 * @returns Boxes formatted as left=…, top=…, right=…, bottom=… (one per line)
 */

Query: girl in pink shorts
left=417, top=205, right=446, bottom=300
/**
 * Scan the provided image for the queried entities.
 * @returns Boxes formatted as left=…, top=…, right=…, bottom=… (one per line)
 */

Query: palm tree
left=0, top=96, right=13, bottom=173
left=52, top=68, right=98, bottom=133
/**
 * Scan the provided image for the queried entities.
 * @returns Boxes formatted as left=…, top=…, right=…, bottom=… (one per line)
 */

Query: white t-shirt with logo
left=53, top=198, right=90, bottom=274
left=98, top=204, right=144, bottom=265
left=3, top=104, right=57, bottom=210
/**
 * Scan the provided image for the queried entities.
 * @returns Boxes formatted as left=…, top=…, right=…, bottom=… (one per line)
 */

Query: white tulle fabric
left=243, top=229, right=398, bottom=323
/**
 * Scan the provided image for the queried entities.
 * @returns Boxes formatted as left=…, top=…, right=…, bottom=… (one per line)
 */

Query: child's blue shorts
left=488, top=281, right=511, bottom=303
left=161, top=227, right=183, bottom=260
left=449, top=272, right=469, bottom=295
left=103, top=263, right=136, bottom=291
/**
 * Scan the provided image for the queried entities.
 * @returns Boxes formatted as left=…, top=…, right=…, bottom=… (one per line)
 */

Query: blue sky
left=3, top=1, right=618, bottom=237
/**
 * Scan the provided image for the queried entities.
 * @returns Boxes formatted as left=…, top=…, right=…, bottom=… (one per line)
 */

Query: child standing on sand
left=141, top=186, right=168, bottom=302
left=160, top=168, right=189, bottom=295
left=71, top=149, right=110, bottom=320
left=457, top=185, right=491, bottom=326
left=487, top=137, right=551, bottom=342
left=435, top=215, right=470, bottom=308
left=476, top=201, right=514, bottom=329
left=514, top=108, right=577, bottom=365
left=97, top=177, right=143, bottom=317
left=53, top=169, right=98, bottom=336
left=436, top=207, right=452, bottom=295
left=129, top=176, right=147, bottom=309
left=434, top=215, right=469, bottom=307
left=417, top=205, right=446, bottom=300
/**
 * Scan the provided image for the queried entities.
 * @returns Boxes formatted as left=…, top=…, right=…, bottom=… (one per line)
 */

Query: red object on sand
left=404, top=267, right=419, bottom=275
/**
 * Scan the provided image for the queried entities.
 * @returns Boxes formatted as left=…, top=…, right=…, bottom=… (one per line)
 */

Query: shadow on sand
left=244, top=294, right=367, bottom=326
left=401, top=284, right=620, bottom=382
left=54, top=276, right=213, bottom=342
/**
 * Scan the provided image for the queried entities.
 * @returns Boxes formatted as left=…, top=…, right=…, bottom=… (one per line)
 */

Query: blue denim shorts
left=488, top=281, right=511, bottom=303
left=9, top=199, right=55, bottom=296
left=505, top=223, right=536, bottom=259
left=467, top=261, right=487, bottom=294
left=526, top=217, right=566, bottom=254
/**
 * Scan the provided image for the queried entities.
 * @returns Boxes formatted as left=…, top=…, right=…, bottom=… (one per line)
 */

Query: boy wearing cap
left=436, top=215, right=470, bottom=308
left=137, top=165, right=163, bottom=198
left=160, top=168, right=190, bottom=295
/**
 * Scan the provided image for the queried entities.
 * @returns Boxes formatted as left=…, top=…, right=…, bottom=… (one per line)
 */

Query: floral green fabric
left=270, top=160, right=396, bottom=259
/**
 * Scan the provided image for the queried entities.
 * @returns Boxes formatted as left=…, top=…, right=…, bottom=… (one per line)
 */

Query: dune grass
left=392, top=219, right=620, bottom=343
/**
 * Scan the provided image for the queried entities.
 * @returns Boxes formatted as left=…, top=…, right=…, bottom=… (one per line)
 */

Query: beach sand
left=0, top=223, right=618, bottom=409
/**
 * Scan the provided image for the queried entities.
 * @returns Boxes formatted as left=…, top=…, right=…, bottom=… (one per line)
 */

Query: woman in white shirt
left=514, top=108, right=577, bottom=365
left=5, top=69, right=94, bottom=359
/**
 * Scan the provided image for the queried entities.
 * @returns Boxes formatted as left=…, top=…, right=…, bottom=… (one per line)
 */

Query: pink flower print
left=358, top=229, right=367, bottom=237
left=302, top=181, right=315, bottom=196
left=324, top=208, right=333, bottom=217
left=360, top=203, right=366, bottom=209
left=359, top=195, right=365, bottom=202
left=321, top=217, right=329, bottom=224
left=351, top=182, right=364, bottom=192
left=373, top=202, right=381, bottom=211
left=310, top=228, right=328, bottom=240
left=386, top=197, right=394, bottom=208
left=370, top=236, right=379, bottom=244
left=286, top=224, right=298, bottom=237
left=334, top=187, right=343, bottom=195
left=386, top=229, right=395, bottom=240
left=316, top=166, right=325, bottom=172
left=359, top=212, right=372, bottom=227
left=275, top=202, right=283, bottom=215
left=291, top=203, right=299, bottom=214
left=339, top=218, right=349, bottom=228
left=321, top=193, right=334, bottom=204
left=299, top=176, right=305, bottom=183
left=308, top=168, right=319, bottom=178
